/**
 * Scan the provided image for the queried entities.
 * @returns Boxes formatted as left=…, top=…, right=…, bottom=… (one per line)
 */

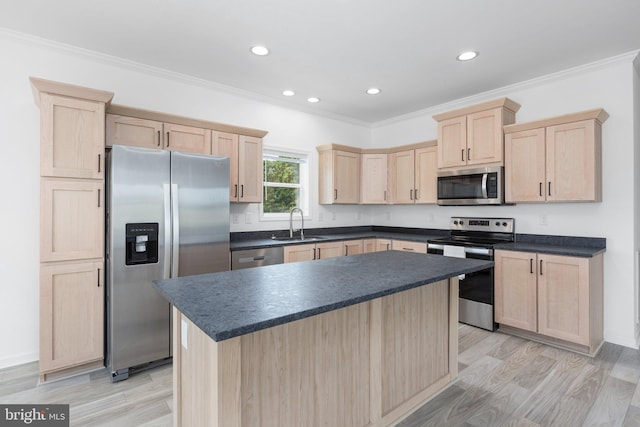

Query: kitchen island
left=154, top=251, right=493, bottom=427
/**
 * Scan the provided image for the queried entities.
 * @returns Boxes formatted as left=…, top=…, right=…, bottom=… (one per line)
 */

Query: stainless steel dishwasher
left=231, top=247, right=284, bottom=269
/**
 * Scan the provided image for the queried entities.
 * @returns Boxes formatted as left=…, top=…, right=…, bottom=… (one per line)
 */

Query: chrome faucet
left=289, top=207, right=304, bottom=240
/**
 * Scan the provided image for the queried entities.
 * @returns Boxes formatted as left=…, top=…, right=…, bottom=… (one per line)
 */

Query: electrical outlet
left=540, top=214, right=547, bottom=225
left=232, top=214, right=239, bottom=224
left=245, top=213, right=253, bottom=224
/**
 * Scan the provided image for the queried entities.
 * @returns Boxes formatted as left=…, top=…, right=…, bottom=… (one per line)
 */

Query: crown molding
left=0, top=27, right=370, bottom=128
left=373, top=49, right=640, bottom=129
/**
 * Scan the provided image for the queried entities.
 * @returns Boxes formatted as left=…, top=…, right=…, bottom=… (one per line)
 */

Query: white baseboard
left=0, top=352, right=38, bottom=370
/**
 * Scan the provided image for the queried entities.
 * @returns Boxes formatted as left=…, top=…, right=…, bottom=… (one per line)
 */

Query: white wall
left=1, top=28, right=638, bottom=369
left=633, top=55, right=640, bottom=344
left=370, top=53, right=639, bottom=348
left=0, top=30, right=371, bottom=368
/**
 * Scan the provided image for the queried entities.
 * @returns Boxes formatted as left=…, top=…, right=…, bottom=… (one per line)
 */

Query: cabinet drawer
left=392, top=240, right=426, bottom=254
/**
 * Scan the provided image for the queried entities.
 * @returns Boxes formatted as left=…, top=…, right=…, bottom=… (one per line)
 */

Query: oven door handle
left=464, top=247, right=493, bottom=257
left=481, top=173, right=488, bottom=199
left=427, top=243, right=444, bottom=251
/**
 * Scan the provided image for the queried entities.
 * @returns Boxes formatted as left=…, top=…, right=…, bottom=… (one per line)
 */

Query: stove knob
left=495, top=221, right=500, bottom=226
left=502, top=222, right=508, bottom=227
left=453, top=220, right=458, bottom=225
left=459, top=220, right=464, bottom=225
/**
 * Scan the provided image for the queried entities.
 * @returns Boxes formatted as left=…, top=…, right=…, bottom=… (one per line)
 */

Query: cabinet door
left=376, top=239, right=392, bottom=252
left=414, top=146, right=437, bottom=204
left=494, top=250, right=538, bottom=332
left=316, top=241, right=343, bottom=259
left=106, top=115, right=163, bottom=149
left=41, top=179, right=104, bottom=262
left=40, top=93, right=105, bottom=179
left=361, top=153, right=388, bottom=204
left=164, top=123, right=211, bottom=155
left=334, top=150, right=360, bottom=203
left=363, top=239, right=377, bottom=253
left=537, top=255, right=590, bottom=345
left=546, top=120, right=598, bottom=202
left=505, top=128, right=546, bottom=203
left=388, top=150, right=415, bottom=204
left=437, top=116, right=466, bottom=168
left=40, top=260, right=104, bottom=372
left=212, top=131, right=240, bottom=201
left=238, top=136, right=263, bottom=203
left=391, top=240, right=426, bottom=254
left=343, top=240, right=363, bottom=256
left=466, top=108, right=503, bottom=166
left=284, top=244, right=316, bottom=263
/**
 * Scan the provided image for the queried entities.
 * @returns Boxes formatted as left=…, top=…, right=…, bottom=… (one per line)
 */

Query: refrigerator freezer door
left=170, top=151, right=230, bottom=276
left=108, top=145, right=172, bottom=374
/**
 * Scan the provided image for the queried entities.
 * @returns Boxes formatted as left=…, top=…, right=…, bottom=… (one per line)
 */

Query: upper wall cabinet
left=504, top=109, right=608, bottom=203
left=433, top=98, right=520, bottom=170
left=212, top=133, right=263, bottom=203
left=106, top=114, right=212, bottom=155
left=317, top=144, right=360, bottom=204
left=40, top=93, right=107, bottom=179
left=360, top=152, right=388, bottom=204
left=388, top=142, right=437, bottom=204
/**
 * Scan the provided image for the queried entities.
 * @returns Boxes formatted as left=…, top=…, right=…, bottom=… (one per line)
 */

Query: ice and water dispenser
left=125, top=223, right=159, bottom=265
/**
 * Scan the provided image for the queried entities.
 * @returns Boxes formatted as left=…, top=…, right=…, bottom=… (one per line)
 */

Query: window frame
left=260, top=146, right=310, bottom=221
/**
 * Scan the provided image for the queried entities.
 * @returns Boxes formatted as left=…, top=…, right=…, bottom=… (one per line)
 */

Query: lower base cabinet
left=391, top=240, right=427, bottom=254
left=39, top=260, right=104, bottom=377
left=495, top=250, right=603, bottom=355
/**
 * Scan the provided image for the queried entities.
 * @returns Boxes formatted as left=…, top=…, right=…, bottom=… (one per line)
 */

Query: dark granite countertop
left=153, top=251, right=493, bottom=342
left=495, top=234, right=606, bottom=257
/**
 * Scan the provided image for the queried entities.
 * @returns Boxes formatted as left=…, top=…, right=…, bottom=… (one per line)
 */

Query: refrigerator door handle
left=163, top=184, right=171, bottom=279
left=171, top=183, right=180, bottom=278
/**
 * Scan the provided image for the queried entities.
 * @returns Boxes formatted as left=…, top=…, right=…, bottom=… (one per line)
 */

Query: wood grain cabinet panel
left=106, top=115, right=163, bottom=149
left=389, top=144, right=437, bottom=205
left=495, top=249, right=603, bottom=355
left=389, top=150, right=415, bottom=204
left=40, top=178, right=104, bottom=262
left=284, top=244, right=316, bottom=263
left=414, top=146, right=438, bottom=203
left=360, top=153, right=388, bottom=204
left=211, top=131, right=239, bottom=201
left=318, top=147, right=360, bottom=204
left=237, top=135, right=263, bottom=203
left=343, top=239, right=363, bottom=256
left=391, top=240, right=426, bottom=254
left=40, top=260, right=104, bottom=373
left=504, top=110, right=607, bottom=203
left=40, top=93, right=105, bottom=179
left=164, top=123, right=211, bottom=155
left=434, top=98, right=519, bottom=170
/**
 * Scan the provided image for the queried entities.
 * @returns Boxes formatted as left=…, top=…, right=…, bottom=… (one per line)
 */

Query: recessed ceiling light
left=250, top=45, right=269, bottom=56
left=307, top=97, right=320, bottom=103
left=366, top=88, right=381, bottom=95
left=457, top=51, right=478, bottom=61
left=282, top=90, right=295, bottom=97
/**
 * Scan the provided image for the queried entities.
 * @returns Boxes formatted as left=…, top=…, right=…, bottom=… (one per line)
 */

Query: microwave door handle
left=481, top=173, right=488, bottom=198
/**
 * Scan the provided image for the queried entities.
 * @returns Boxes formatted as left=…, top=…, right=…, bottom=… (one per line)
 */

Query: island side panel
left=173, top=308, right=241, bottom=427
left=240, top=302, right=371, bottom=426
left=378, top=279, right=453, bottom=421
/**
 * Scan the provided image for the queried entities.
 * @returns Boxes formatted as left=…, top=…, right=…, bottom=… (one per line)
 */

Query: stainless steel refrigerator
left=106, top=145, right=230, bottom=381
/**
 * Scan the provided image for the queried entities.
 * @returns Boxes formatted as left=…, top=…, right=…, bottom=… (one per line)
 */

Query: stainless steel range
left=427, top=217, right=515, bottom=331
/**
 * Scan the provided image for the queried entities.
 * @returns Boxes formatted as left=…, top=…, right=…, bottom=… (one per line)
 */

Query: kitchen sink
left=273, top=235, right=325, bottom=242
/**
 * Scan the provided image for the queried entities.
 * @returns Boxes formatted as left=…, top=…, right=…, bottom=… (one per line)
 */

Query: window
left=261, top=148, right=309, bottom=219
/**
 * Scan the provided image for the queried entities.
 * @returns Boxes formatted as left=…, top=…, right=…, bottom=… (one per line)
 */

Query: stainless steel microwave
left=437, top=166, right=504, bottom=205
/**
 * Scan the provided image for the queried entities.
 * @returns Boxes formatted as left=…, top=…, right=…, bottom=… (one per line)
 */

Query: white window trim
left=260, top=146, right=310, bottom=222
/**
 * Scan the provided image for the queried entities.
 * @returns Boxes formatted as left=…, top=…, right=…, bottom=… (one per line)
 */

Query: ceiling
left=1, top=0, right=639, bottom=124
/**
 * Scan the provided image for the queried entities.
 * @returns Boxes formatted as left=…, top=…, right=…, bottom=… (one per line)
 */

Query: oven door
left=427, top=244, right=496, bottom=331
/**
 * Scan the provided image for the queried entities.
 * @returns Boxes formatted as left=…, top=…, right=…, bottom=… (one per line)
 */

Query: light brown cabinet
left=284, top=241, right=344, bottom=263
left=388, top=143, right=437, bottom=204
left=317, top=145, right=360, bottom=204
left=106, top=114, right=211, bottom=155
left=391, top=240, right=427, bottom=254
left=495, top=250, right=604, bottom=355
left=343, top=239, right=363, bottom=256
left=504, top=109, right=608, bottom=203
left=31, top=77, right=113, bottom=381
left=40, top=179, right=104, bottom=263
left=360, top=153, right=388, bottom=204
left=39, top=260, right=104, bottom=373
left=433, top=98, right=520, bottom=170
left=211, top=132, right=263, bottom=203
left=363, top=238, right=393, bottom=253
left=40, top=93, right=105, bottom=179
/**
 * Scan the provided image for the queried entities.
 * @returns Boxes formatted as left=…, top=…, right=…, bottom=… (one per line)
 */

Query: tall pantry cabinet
left=31, top=78, right=114, bottom=381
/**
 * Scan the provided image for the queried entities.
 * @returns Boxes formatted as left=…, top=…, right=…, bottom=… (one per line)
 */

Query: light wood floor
left=2, top=325, right=639, bottom=426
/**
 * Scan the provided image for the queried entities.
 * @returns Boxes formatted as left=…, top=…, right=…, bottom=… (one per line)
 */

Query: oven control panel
left=450, top=217, right=514, bottom=233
